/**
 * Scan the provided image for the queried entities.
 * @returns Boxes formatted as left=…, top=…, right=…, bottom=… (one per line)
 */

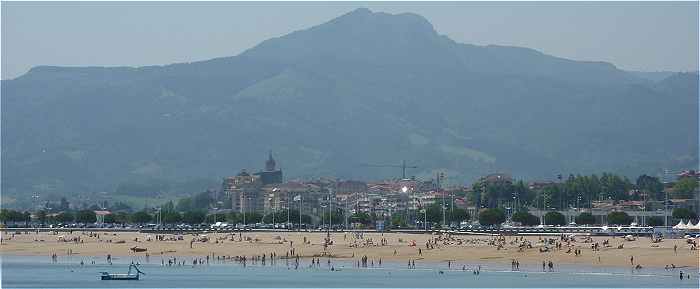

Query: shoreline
left=1, top=231, right=697, bottom=270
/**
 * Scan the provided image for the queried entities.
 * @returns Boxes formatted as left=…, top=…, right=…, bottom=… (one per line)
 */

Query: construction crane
left=360, top=160, right=418, bottom=179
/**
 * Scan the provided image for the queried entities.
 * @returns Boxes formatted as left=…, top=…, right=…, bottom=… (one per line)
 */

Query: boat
left=130, top=246, right=147, bottom=253
left=100, top=263, right=145, bottom=280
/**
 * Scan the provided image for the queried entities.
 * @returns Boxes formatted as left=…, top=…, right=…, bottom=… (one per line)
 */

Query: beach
left=1, top=230, right=697, bottom=269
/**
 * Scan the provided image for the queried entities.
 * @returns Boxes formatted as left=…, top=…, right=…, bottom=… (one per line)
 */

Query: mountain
left=626, top=71, right=677, bottom=82
left=2, top=8, right=697, bottom=204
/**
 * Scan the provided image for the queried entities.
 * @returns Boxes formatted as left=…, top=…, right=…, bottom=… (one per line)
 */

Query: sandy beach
left=1, top=230, right=697, bottom=269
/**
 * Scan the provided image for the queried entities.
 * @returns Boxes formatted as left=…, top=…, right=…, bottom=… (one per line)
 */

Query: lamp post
left=269, top=196, right=275, bottom=227
left=402, top=186, right=408, bottom=228
left=344, top=197, right=348, bottom=229
left=438, top=172, right=446, bottom=228
left=321, top=204, right=327, bottom=229
left=423, top=209, right=427, bottom=231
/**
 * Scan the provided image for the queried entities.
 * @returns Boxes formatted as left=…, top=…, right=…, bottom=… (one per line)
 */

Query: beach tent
left=690, top=221, right=700, bottom=231
left=673, top=220, right=686, bottom=229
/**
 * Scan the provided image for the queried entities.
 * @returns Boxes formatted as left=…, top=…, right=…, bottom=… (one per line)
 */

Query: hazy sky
left=2, top=1, right=698, bottom=79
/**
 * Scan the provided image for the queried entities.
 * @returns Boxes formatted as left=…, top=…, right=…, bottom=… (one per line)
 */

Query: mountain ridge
left=2, top=8, right=697, bottom=204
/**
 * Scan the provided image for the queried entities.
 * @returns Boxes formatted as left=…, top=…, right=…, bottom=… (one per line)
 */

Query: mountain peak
left=243, top=8, right=442, bottom=65
left=345, top=7, right=372, bottom=17
left=328, top=8, right=436, bottom=36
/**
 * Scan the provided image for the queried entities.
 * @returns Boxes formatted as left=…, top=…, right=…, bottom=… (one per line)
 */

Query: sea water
left=1, top=255, right=697, bottom=288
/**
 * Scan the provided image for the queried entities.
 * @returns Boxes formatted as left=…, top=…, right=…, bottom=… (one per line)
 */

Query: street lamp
left=243, top=195, right=252, bottom=228
left=438, top=172, right=446, bottom=227
left=402, top=186, right=408, bottom=227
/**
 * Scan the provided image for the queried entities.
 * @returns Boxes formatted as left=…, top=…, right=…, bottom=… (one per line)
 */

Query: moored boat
left=100, top=263, right=144, bottom=280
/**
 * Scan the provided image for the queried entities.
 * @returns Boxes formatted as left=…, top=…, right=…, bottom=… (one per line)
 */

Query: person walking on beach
left=679, top=271, right=684, bottom=280
left=630, top=255, right=634, bottom=265
left=542, top=261, right=546, bottom=271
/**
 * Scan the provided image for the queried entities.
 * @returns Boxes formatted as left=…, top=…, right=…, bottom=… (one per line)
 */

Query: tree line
left=471, top=173, right=697, bottom=211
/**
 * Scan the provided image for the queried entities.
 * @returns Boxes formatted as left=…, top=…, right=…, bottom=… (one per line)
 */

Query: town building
left=253, top=151, right=283, bottom=185
left=221, top=169, right=264, bottom=213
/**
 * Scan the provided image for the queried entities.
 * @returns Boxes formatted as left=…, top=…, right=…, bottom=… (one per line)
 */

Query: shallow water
left=1, top=255, right=697, bottom=288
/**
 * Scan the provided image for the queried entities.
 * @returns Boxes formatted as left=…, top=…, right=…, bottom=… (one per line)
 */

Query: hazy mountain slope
left=2, top=8, right=697, bottom=203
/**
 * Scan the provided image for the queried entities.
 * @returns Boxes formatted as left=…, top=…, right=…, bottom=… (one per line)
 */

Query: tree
left=23, top=211, right=31, bottom=226
left=244, top=212, right=264, bottom=224
left=0, top=209, right=10, bottom=224
left=673, top=177, right=698, bottom=199
left=225, top=212, right=242, bottom=224
left=448, top=208, right=469, bottom=223
left=575, top=212, right=596, bottom=225
left=182, top=210, right=206, bottom=224
left=424, top=204, right=444, bottom=224
left=75, top=210, right=96, bottom=223
left=113, top=212, right=130, bottom=224
left=261, top=211, right=286, bottom=224
left=544, top=211, right=566, bottom=225
left=103, top=214, right=115, bottom=224
left=161, top=201, right=175, bottom=213
left=478, top=208, right=505, bottom=226
left=672, top=208, right=698, bottom=220
left=607, top=211, right=632, bottom=225
left=512, top=211, right=539, bottom=226
left=112, top=212, right=130, bottom=224
left=646, top=216, right=664, bottom=226
left=636, top=175, right=663, bottom=200
left=37, top=210, right=48, bottom=225
left=350, top=212, right=372, bottom=225
left=541, top=185, right=563, bottom=210
left=59, top=197, right=70, bottom=211
left=176, top=198, right=192, bottom=212
left=162, top=211, right=183, bottom=224
left=130, top=211, right=152, bottom=224
left=390, top=213, right=407, bottom=228
left=319, top=209, right=344, bottom=225
left=55, top=211, right=74, bottom=223
left=191, top=191, right=214, bottom=210
left=110, top=201, right=133, bottom=213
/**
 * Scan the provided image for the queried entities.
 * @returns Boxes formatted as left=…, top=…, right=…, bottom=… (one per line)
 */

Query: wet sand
left=1, top=230, right=697, bottom=269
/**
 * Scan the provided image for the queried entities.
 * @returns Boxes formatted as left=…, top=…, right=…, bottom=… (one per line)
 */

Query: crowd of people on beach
left=12, top=228, right=693, bottom=283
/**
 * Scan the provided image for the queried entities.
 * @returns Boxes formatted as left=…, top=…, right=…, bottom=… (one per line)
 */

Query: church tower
left=265, top=150, right=276, bottom=171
